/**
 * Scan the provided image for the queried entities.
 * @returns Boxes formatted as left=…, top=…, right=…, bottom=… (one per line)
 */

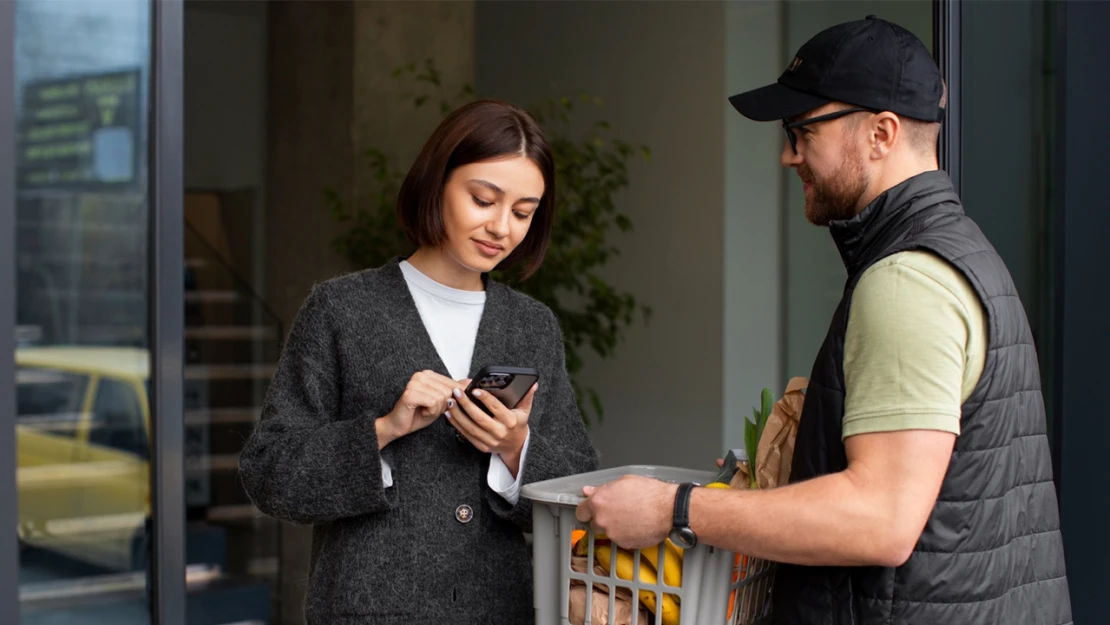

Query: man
left=576, top=15, right=1072, bottom=624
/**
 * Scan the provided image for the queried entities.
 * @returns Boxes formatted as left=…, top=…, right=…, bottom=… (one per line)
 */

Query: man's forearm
left=689, top=470, right=913, bottom=568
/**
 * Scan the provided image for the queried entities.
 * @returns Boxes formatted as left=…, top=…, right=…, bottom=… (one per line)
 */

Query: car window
left=88, top=378, right=149, bottom=460
left=16, top=367, right=89, bottom=438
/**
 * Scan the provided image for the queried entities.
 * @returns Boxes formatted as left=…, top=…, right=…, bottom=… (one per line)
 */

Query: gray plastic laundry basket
left=522, top=465, right=775, bottom=625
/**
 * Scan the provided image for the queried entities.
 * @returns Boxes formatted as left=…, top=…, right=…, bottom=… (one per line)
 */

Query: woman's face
left=439, top=154, right=545, bottom=274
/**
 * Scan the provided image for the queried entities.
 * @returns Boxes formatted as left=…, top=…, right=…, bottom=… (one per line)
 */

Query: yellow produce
left=640, top=539, right=685, bottom=588
left=571, top=529, right=587, bottom=552
left=595, top=544, right=681, bottom=625
left=572, top=531, right=608, bottom=558
left=705, top=481, right=731, bottom=489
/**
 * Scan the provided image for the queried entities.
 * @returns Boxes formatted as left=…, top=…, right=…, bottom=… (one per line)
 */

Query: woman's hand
left=377, top=370, right=462, bottom=450
left=448, top=383, right=537, bottom=476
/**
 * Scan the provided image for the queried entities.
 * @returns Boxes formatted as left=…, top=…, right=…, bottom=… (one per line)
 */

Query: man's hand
left=575, top=475, right=679, bottom=550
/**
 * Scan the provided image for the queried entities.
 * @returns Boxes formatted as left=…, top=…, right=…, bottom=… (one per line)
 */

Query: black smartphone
left=464, top=365, right=540, bottom=417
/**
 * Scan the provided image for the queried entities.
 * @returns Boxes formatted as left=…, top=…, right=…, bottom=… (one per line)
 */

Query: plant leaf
left=758, top=388, right=773, bottom=446
left=744, top=419, right=755, bottom=459
left=744, top=410, right=759, bottom=487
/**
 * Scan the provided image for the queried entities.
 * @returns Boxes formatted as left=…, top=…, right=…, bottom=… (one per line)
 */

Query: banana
left=705, top=481, right=731, bottom=489
left=573, top=531, right=608, bottom=558
left=595, top=544, right=681, bottom=625
left=640, top=539, right=685, bottom=589
left=571, top=529, right=587, bottom=555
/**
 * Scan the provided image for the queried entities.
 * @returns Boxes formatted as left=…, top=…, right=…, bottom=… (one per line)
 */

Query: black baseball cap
left=729, top=15, right=945, bottom=123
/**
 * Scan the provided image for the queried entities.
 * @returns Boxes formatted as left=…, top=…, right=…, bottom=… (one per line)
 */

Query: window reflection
left=13, top=1, right=153, bottom=623
left=16, top=367, right=88, bottom=437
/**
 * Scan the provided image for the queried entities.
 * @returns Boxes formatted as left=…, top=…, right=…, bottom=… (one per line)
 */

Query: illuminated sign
left=17, top=69, right=141, bottom=190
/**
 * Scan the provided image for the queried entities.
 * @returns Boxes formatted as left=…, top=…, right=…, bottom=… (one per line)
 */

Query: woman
left=238, top=99, right=600, bottom=624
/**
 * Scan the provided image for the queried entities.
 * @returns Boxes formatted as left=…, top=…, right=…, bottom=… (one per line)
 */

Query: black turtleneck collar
left=828, top=170, right=961, bottom=276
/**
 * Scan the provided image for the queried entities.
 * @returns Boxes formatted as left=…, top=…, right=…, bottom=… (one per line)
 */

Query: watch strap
left=672, top=482, right=695, bottom=529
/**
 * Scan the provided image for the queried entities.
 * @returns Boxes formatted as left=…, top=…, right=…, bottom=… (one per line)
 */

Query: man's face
left=781, top=103, right=873, bottom=226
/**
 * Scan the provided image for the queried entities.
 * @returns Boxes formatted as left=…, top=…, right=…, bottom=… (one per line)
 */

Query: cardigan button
left=455, top=504, right=474, bottom=524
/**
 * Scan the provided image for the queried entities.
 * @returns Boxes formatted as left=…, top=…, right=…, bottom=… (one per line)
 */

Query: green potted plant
left=327, top=60, right=651, bottom=426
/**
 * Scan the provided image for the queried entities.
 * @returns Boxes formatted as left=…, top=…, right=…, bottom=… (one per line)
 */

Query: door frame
left=933, top=0, right=962, bottom=198
left=150, top=0, right=186, bottom=624
left=0, top=0, right=186, bottom=623
left=0, top=0, right=21, bottom=620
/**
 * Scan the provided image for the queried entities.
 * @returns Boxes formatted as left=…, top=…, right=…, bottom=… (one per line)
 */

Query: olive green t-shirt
left=842, top=251, right=988, bottom=439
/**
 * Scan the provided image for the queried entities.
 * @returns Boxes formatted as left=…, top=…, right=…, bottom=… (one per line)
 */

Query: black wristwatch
left=669, top=482, right=698, bottom=549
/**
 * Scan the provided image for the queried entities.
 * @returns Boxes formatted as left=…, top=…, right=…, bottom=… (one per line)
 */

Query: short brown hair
left=397, top=99, right=556, bottom=279
left=904, top=80, right=948, bottom=154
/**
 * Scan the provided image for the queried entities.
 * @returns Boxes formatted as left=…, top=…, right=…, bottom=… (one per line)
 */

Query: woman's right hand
left=377, top=370, right=462, bottom=449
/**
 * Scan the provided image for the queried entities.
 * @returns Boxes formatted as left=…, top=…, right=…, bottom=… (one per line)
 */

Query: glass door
left=10, top=0, right=155, bottom=622
left=934, top=0, right=1059, bottom=441
left=1, top=0, right=185, bottom=624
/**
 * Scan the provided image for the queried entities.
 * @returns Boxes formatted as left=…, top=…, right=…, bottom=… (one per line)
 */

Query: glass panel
left=89, top=378, right=149, bottom=461
left=781, top=0, right=934, bottom=379
left=181, top=207, right=281, bottom=625
left=16, top=368, right=89, bottom=439
left=958, top=0, right=1058, bottom=436
left=182, top=3, right=279, bottom=622
left=12, top=0, right=153, bottom=623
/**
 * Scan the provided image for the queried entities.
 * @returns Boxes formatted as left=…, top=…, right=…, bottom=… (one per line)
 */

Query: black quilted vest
left=771, top=171, right=1072, bottom=625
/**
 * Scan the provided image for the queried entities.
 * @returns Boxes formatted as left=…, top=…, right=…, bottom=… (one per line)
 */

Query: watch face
left=669, top=526, right=697, bottom=550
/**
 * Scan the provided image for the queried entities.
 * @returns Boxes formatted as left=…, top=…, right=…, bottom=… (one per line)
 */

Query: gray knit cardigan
left=238, top=258, right=600, bottom=625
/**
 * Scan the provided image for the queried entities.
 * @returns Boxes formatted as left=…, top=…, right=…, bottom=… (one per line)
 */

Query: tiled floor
left=19, top=545, right=270, bottom=625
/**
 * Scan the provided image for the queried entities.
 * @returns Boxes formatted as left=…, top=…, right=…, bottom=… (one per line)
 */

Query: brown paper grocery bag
left=754, top=377, right=807, bottom=489
left=568, top=556, right=652, bottom=625
left=728, top=458, right=753, bottom=490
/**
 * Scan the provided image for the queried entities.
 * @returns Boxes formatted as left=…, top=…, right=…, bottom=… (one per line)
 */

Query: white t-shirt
left=378, top=261, right=529, bottom=504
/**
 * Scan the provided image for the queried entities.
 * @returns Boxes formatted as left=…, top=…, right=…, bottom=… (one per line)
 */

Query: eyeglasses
left=781, top=107, right=877, bottom=154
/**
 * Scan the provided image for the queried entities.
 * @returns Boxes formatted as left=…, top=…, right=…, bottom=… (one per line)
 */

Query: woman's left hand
left=448, top=382, right=536, bottom=463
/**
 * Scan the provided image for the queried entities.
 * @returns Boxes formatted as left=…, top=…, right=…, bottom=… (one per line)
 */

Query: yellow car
left=16, top=345, right=151, bottom=572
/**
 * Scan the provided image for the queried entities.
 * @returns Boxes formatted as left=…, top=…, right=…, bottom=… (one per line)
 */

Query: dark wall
left=1056, top=0, right=1110, bottom=620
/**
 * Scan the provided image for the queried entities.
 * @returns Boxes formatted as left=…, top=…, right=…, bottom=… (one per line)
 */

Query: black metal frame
left=1050, top=0, right=1067, bottom=506
left=936, top=0, right=1110, bottom=616
left=0, top=0, right=21, bottom=622
left=933, top=0, right=962, bottom=197
left=0, top=0, right=186, bottom=622
left=1051, top=3, right=1110, bottom=620
left=149, top=1, right=186, bottom=624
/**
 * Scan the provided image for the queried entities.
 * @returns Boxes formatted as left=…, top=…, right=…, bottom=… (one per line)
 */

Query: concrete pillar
left=265, top=0, right=356, bottom=331
left=265, top=2, right=473, bottom=623
left=475, top=0, right=730, bottom=470
left=351, top=1, right=475, bottom=206
left=266, top=0, right=475, bottom=329
left=723, top=0, right=786, bottom=453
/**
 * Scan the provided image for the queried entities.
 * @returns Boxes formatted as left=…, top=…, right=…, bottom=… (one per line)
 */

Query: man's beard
left=802, top=147, right=870, bottom=227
